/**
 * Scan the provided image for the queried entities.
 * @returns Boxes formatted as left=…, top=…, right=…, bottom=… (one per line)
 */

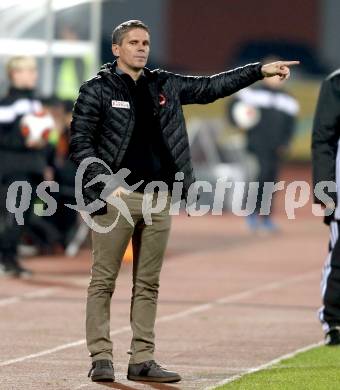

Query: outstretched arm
left=174, top=60, right=299, bottom=105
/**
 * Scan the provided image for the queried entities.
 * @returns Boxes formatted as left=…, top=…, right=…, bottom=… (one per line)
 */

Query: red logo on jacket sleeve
left=159, top=93, right=166, bottom=106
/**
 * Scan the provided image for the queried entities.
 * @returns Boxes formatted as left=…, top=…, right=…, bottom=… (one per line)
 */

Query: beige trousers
left=86, top=191, right=171, bottom=364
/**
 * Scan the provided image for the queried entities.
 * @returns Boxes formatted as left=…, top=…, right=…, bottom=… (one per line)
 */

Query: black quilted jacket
left=70, top=61, right=263, bottom=215
left=312, top=69, right=340, bottom=224
left=312, top=69, right=340, bottom=206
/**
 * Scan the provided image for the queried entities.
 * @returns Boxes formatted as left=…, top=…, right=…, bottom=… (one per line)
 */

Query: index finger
left=280, top=60, right=300, bottom=66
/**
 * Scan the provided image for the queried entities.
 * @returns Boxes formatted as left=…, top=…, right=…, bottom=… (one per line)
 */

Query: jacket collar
left=98, top=61, right=161, bottom=108
left=98, top=60, right=157, bottom=81
left=8, top=86, right=35, bottom=99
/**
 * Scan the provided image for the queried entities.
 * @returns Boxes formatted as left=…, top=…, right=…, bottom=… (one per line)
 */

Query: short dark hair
left=112, top=20, right=150, bottom=45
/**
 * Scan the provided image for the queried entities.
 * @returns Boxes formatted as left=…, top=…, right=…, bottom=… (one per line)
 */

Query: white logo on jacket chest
left=112, top=100, right=130, bottom=109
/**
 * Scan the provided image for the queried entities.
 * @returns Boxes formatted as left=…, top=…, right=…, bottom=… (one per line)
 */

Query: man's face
left=11, top=66, right=38, bottom=89
left=112, top=28, right=150, bottom=70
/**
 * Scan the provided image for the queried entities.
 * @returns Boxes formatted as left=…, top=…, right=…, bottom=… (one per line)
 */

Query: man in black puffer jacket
left=70, top=19, right=299, bottom=383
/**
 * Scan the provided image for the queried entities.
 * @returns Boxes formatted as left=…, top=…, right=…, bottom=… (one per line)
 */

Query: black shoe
left=325, top=328, right=340, bottom=346
left=8, top=262, right=33, bottom=279
left=88, top=359, right=115, bottom=382
left=0, top=262, right=14, bottom=277
left=127, top=360, right=181, bottom=383
left=2, top=254, right=33, bottom=279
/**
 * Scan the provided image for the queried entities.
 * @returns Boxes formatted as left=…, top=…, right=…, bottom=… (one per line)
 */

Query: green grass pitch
left=217, top=346, right=340, bottom=389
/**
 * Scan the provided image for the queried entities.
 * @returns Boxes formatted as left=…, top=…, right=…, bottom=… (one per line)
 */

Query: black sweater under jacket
left=118, top=71, right=176, bottom=191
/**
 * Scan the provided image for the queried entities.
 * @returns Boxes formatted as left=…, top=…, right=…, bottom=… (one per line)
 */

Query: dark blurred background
left=1, top=0, right=338, bottom=161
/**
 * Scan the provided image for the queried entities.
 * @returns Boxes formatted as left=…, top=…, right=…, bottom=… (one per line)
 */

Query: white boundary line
left=0, top=270, right=319, bottom=367
left=0, top=325, right=130, bottom=368
left=204, top=341, right=323, bottom=389
left=0, top=288, right=58, bottom=307
left=156, top=270, right=318, bottom=323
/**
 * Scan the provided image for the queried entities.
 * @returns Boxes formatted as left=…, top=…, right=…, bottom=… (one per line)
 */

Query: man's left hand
left=261, top=61, right=300, bottom=80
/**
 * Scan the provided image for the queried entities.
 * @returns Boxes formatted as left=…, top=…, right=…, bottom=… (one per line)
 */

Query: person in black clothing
left=229, top=65, right=299, bottom=232
left=0, top=56, right=49, bottom=277
left=70, top=20, right=299, bottom=383
left=312, top=69, right=340, bottom=345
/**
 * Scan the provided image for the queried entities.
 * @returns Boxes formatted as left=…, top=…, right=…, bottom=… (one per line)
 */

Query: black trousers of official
left=0, top=172, right=61, bottom=263
left=0, top=172, right=39, bottom=263
left=319, top=220, right=340, bottom=332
